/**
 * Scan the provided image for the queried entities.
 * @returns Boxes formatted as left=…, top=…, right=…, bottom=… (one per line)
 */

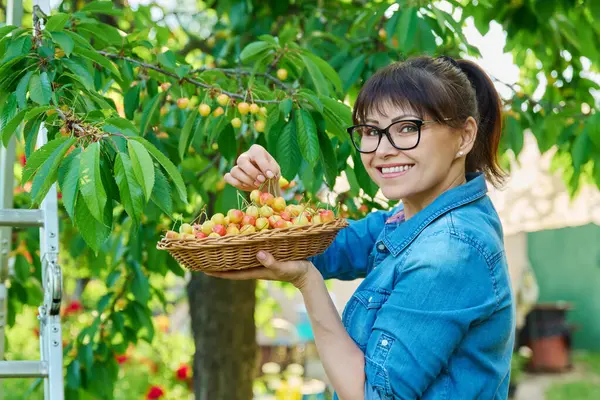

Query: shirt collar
left=382, top=172, right=488, bottom=256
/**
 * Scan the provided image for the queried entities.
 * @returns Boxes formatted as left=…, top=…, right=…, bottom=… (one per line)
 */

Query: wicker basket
left=156, top=218, right=348, bottom=272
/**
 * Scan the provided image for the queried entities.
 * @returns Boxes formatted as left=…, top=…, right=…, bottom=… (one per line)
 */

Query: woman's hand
left=224, top=144, right=281, bottom=191
left=205, top=251, right=316, bottom=290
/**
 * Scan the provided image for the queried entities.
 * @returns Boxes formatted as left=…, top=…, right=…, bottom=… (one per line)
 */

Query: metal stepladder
left=0, top=0, right=64, bottom=398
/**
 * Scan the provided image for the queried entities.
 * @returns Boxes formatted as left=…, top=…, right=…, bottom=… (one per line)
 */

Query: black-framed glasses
left=347, top=118, right=451, bottom=153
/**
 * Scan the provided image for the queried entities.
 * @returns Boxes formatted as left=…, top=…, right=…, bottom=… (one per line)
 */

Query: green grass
left=546, top=381, right=600, bottom=400
left=545, top=352, right=600, bottom=400
left=575, top=351, right=600, bottom=375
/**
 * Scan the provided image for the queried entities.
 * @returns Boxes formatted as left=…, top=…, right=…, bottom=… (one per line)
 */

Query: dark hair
left=352, top=56, right=506, bottom=187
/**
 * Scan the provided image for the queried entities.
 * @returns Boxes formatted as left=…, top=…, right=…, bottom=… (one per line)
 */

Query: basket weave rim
left=157, top=218, right=349, bottom=250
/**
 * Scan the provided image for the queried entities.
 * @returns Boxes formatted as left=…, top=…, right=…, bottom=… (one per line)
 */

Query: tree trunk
left=187, top=275, right=257, bottom=400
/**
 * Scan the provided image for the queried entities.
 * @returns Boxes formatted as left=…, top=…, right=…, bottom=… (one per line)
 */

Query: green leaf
left=63, top=58, right=94, bottom=91
left=396, top=8, right=419, bottom=51
left=304, top=53, right=343, bottom=95
left=587, top=114, right=600, bottom=149
left=276, top=120, right=302, bottom=180
left=128, top=140, right=155, bottom=201
left=217, top=124, right=237, bottom=163
left=352, top=151, right=378, bottom=198
left=130, top=263, right=150, bottom=304
left=572, top=129, right=591, bottom=174
left=114, top=152, right=144, bottom=227
left=76, top=47, right=121, bottom=79
left=104, top=117, right=139, bottom=136
left=131, top=137, right=187, bottom=204
left=296, top=89, right=323, bottom=112
left=318, top=130, right=338, bottom=189
left=240, top=41, right=274, bottom=63
left=53, top=31, right=75, bottom=57
left=66, top=360, right=81, bottom=390
left=178, top=110, right=198, bottom=160
left=58, top=148, right=82, bottom=221
left=78, top=22, right=124, bottom=47
left=1, top=35, right=32, bottom=63
left=150, top=168, right=173, bottom=217
left=301, top=55, right=329, bottom=96
left=24, top=106, right=53, bottom=121
left=208, top=114, right=228, bottom=144
left=594, top=155, right=600, bottom=191
left=129, top=302, right=154, bottom=342
left=79, top=142, right=107, bottom=224
left=29, top=72, right=52, bottom=105
left=31, top=138, right=76, bottom=205
left=24, top=118, right=41, bottom=158
left=320, top=96, right=353, bottom=141
left=0, top=26, right=17, bottom=40
left=63, top=30, right=94, bottom=51
left=16, top=71, right=33, bottom=109
left=123, top=84, right=140, bottom=120
left=45, top=13, right=69, bottom=31
left=14, top=254, right=30, bottom=284
left=505, top=115, right=524, bottom=156
left=295, top=109, right=320, bottom=167
left=1, top=110, right=26, bottom=146
left=339, top=54, right=367, bottom=93
left=0, top=94, right=17, bottom=135
left=175, top=65, right=191, bottom=78
left=157, top=50, right=176, bottom=69
left=139, top=94, right=161, bottom=136
left=81, top=0, right=123, bottom=15
left=74, top=191, right=110, bottom=255
left=23, top=137, right=70, bottom=183
left=279, top=98, right=293, bottom=118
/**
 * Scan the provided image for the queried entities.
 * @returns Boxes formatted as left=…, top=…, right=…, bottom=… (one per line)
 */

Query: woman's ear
left=456, top=116, right=477, bottom=158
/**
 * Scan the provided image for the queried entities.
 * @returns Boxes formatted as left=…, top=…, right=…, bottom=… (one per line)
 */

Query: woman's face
left=359, top=102, right=475, bottom=203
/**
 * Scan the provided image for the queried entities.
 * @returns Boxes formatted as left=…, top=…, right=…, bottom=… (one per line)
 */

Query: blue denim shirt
left=310, top=173, right=515, bottom=399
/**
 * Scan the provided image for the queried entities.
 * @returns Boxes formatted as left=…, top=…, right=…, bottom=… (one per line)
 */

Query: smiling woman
left=219, top=55, right=514, bottom=400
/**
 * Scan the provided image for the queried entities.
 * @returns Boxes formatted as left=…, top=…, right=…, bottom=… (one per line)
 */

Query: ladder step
left=0, top=360, right=48, bottom=378
left=0, top=209, right=44, bottom=228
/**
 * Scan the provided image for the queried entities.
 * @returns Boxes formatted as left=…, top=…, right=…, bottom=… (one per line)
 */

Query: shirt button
left=368, top=296, right=373, bottom=303
left=381, top=339, right=389, bottom=347
left=377, top=243, right=386, bottom=252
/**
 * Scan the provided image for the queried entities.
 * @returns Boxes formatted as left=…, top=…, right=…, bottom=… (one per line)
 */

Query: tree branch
left=196, top=154, right=221, bottom=178
left=191, top=66, right=290, bottom=91
left=98, top=51, right=284, bottom=104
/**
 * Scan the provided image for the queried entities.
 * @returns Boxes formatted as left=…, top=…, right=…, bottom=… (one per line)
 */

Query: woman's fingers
left=256, top=251, right=279, bottom=270
left=228, top=166, right=256, bottom=187
left=224, top=173, right=254, bottom=191
left=237, top=154, right=266, bottom=186
left=247, top=145, right=280, bottom=179
left=222, top=144, right=281, bottom=191
left=205, top=267, right=275, bottom=281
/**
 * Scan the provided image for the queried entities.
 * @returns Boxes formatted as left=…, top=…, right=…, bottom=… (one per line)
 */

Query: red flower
left=176, top=364, right=191, bottom=381
left=146, top=385, right=165, bottom=399
left=115, top=354, right=128, bottom=365
left=19, top=154, right=26, bottom=167
left=63, top=300, right=84, bottom=317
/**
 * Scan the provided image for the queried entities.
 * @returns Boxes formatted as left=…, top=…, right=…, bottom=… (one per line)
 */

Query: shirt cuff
left=365, top=380, right=384, bottom=400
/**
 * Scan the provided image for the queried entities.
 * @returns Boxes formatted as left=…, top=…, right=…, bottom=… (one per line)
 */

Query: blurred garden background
left=0, top=0, right=599, bottom=399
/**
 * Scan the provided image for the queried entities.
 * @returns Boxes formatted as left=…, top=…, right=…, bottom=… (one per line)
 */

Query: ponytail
left=457, top=59, right=506, bottom=187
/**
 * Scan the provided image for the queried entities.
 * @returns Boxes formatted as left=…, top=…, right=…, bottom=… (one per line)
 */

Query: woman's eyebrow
left=364, top=115, right=420, bottom=124
left=391, top=114, right=420, bottom=122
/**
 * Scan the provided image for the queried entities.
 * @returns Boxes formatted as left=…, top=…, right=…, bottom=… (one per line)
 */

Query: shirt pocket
left=342, top=289, right=389, bottom=351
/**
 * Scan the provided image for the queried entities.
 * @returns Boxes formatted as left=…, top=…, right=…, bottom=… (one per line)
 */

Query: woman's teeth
left=381, top=165, right=413, bottom=174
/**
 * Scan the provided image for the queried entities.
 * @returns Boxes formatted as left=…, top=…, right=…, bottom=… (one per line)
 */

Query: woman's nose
left=375, top=134, right=398, bottom=158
